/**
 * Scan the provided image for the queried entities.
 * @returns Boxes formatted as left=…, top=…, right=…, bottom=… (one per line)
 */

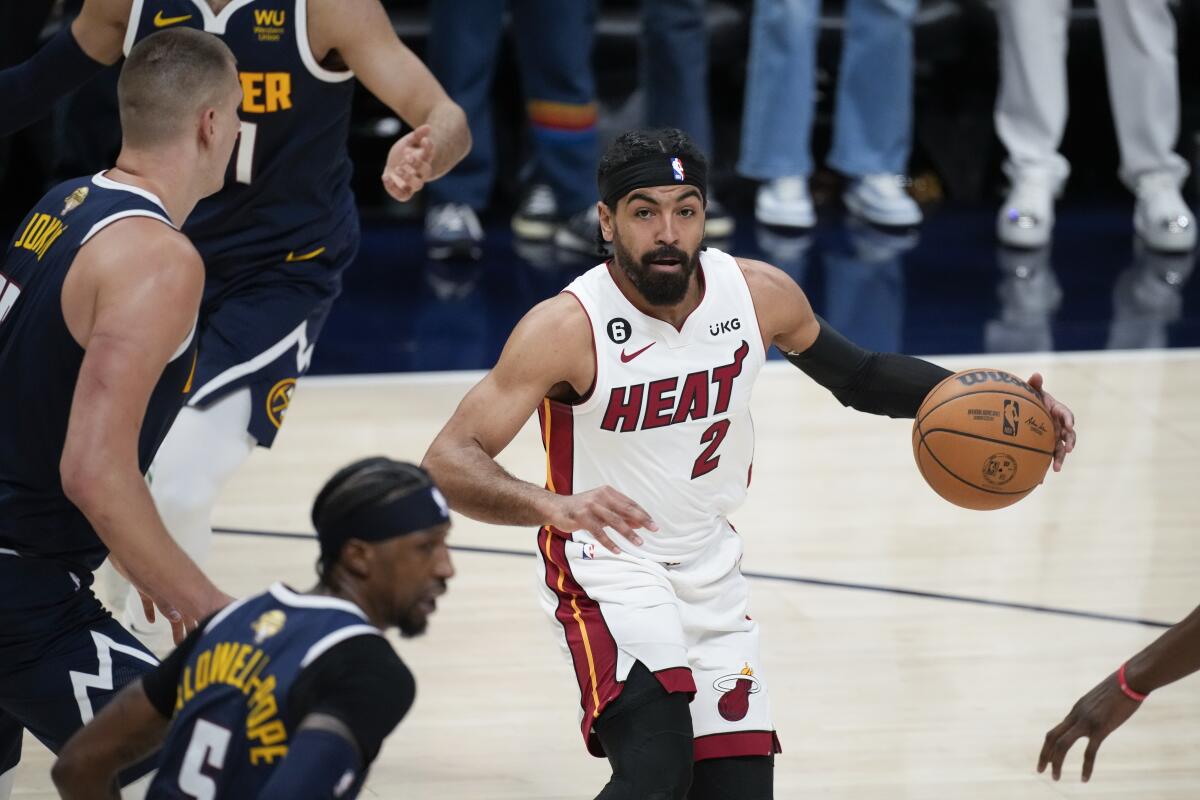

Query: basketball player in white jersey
left=423, top=128, right=1078, bottom=799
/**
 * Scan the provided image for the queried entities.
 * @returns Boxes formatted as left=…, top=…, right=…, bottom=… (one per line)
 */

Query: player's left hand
left=1037, top=672, right=1142, bottom=782
left=1027, top=372, right=1075, bottom=472
left=382, top=124, right=436, bottom=202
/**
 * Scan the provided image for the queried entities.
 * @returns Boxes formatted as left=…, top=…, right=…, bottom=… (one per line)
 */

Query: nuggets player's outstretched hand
left=1038, top=672, right=1140, bottom=782
left=1026, top=373, right=1076, bottom=471
left=382, top=124, right=436, bottom=202
left=312, top=0, right=469, bottom=198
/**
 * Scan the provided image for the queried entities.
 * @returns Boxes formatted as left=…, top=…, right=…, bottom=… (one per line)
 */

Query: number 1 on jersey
left=691, top=419, right=730, bottom=479
left=235, top=121, right=258, bottom=184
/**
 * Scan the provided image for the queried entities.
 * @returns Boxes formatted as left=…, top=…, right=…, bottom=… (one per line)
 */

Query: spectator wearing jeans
left=424, top=0, right=600, bottom=259
left=738, top=0, right=923, bottom=230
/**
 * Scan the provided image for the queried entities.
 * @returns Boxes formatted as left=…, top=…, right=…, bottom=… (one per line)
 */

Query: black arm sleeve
left=0, top=25, right=108, bottom=137
left=783, top=316, right=953, bottom=419
left=139, top=614, right=214, bottom=718
left=286, top=634, right=415, bottom=766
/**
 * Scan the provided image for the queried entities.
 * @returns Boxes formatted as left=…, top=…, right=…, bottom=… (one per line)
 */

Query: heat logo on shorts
left=671, top=157, right=685, bottom=182
left=713, top=663, right=761, bottom=722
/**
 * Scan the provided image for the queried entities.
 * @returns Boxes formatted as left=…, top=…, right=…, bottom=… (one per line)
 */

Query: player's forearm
left=1124, top=604, right=1200, bottom=694
left=422, top=440, right=558, bottom=527
left=54, top=682, right=169, bottom=800
left=63, top=462, right=224, bottom=619
left=422, top=99, right=470, bottom=180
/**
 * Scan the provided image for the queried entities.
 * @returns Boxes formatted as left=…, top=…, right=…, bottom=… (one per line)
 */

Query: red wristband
left=1118, top=662, right=1148, bottom=702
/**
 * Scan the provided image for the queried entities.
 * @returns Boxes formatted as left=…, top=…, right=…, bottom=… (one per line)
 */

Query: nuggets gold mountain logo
left=252, top=609, right=287, bottom=643
left=713, top=663, right=761, bottom=722
left=266, top=378, right=296, bottom=429
left=61, top=187, right=88, bottom=215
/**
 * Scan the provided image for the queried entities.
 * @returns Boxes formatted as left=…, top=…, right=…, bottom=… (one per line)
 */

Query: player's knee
left=595, top=664, right=694, bottom=800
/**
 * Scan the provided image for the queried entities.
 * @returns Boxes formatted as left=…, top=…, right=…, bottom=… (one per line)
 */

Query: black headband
left=318, top=484, right=450, bottom=560
left=599, top=153, right=708, bottom=211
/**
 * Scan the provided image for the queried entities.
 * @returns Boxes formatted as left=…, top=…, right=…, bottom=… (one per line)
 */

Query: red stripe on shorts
left=692, top=730, right=782, bottom=762
left=538, top=527, right=621, bottom=756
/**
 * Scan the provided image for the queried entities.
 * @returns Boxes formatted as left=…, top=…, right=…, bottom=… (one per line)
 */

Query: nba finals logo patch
left=251, top=610, right=287, bottom=643
left=671, top=157, right=685, bottom=182
left=713, top=663, right=761, bottom=722
left=61, top=187, right=88, bottom=215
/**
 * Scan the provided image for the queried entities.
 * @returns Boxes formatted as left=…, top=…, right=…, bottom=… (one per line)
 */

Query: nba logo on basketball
left=671, top=157, right=685, bottom=181
left=1002, top=399, right=1020, bottom=436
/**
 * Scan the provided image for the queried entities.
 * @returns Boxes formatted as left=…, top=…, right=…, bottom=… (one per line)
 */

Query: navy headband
left=318, top=484, right=450, bottom=559
left=599, top=153, right=708, bottom=211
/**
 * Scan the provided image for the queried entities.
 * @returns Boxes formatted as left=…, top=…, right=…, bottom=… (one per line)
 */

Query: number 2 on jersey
left=235, top=121, right=258, bottom=184
left=691, top=419, right=730, bottom=479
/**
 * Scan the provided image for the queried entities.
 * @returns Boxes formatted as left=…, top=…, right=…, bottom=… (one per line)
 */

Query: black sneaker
left=425, top=203, right=483, bottom=261
left=512, top=183, right=558, bottom=241
left=554, top=206, right=605, bottom=255
left=704, top=197, right=735, bottom=240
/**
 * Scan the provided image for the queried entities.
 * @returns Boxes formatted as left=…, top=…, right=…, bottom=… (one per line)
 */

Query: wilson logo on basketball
left=714, top=663, right=761, bottom=722
left=955, top=370, right=1033, bottom=393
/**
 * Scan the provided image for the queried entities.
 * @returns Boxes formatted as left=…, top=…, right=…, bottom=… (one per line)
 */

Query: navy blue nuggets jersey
left=147, top=584, right=384, bottom=798
left=125, top=0, right=357, bottom=276
left=0, top=173, right=197, bottom=573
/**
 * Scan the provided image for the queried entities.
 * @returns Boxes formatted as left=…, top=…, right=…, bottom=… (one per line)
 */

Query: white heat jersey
left=539, top=247, right=766, bottom=560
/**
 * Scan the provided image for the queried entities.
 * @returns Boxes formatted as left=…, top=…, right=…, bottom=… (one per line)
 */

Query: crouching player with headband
left=50, top=459, right=455, bottom=799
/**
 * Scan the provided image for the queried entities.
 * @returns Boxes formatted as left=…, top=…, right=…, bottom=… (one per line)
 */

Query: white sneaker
left=1134, top=173, right=1196, bottom=253
left=997, top=176, right=1056, bottom=248
left=755, top=177, right=815, bottom=229
left=843, top=174, right=922, bottom=227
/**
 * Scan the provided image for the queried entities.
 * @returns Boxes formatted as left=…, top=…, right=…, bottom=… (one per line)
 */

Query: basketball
left=912, top=369, right=1054, bottom=510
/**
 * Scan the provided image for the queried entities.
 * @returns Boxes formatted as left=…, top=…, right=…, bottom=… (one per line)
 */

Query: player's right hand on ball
left=546, top=487, right=657, bottom=554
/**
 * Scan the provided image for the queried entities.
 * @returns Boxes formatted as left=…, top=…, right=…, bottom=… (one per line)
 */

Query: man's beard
left=613, top=236, right=700, bottom=306
left=397, top=611, right=427, bottom=638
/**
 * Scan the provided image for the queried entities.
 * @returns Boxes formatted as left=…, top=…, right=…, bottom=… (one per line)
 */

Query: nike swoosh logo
left=153, top=11, right=193, bottom=27
left=620, top=342, right=655, bottom=362
left=285, top=246, right=326, bottom=262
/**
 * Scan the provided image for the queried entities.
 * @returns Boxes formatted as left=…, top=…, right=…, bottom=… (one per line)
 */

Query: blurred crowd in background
left=4, top=0, right=1200, bottom=263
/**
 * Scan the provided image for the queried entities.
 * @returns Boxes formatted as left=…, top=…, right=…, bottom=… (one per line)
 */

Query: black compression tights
left=592, top=663, right=773, bottom=800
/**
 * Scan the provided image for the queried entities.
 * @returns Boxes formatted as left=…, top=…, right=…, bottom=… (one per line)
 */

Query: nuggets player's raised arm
left=423, top=295, right=656, bottom=554
left=0, top=0, right=130, bottom=136
left=60, top=221, right=231, bottom=637
left=740, top=257, right=954, bottom=420
left=308, top=0, right=470, bottom=200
